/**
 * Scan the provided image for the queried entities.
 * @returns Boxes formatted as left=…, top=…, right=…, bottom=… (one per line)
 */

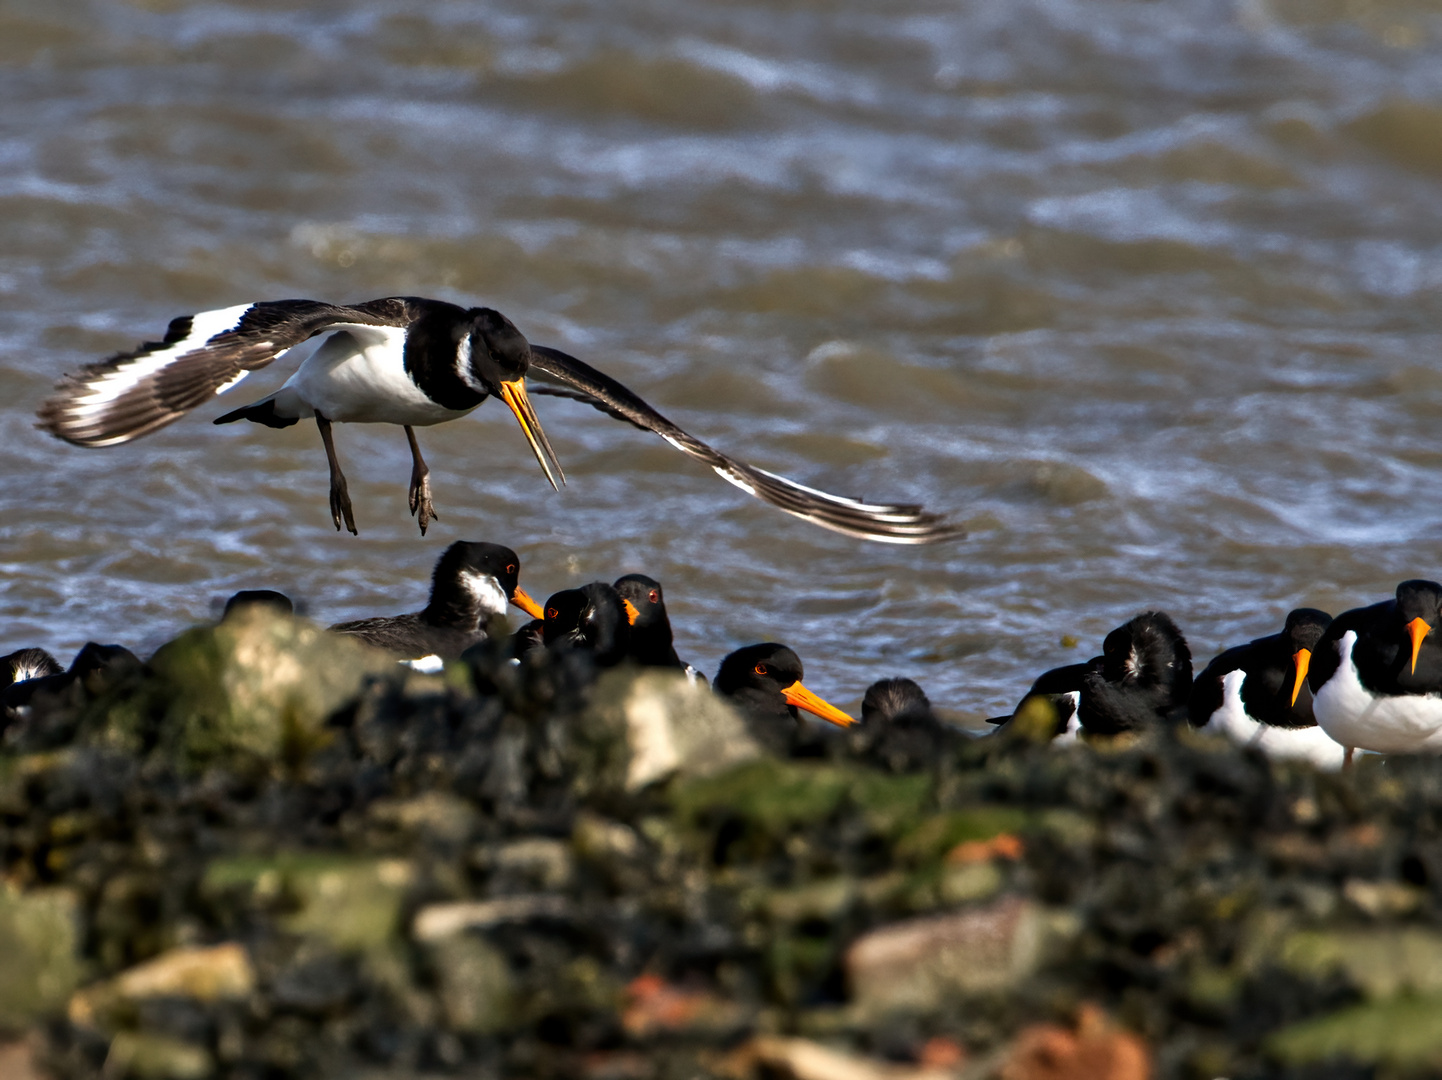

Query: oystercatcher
left=541, top=582, right=639, bottom=668
left=2, top=647, right=63, bottom=686
left=990, top=612, right=1192, bottom=739
left=853, top=677, right=965, bottom=769
left=611, top=573, right=705, bottom=684
left=714, top=642, right=855, bottom=755
left=1308, top=579, right=1442, bottom=758
left=328, top=541, right=543, bottom=662
left=37, top=298, right=964, bottom=542
left=1188, top=608, right=1343, bottom=769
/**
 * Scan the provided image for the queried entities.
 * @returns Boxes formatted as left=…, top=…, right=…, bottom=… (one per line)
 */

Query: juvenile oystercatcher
left=991, top=612, right=1192, bottom=739
left=1188, top=608, right=1343, bottom=769
left=1308, top=579, right=1442, bottom=759
left=327, top=541, right=543, bottom=663
left=714, top=642, right=855, bottom=755
left=540, top=582, right=639, bottom=668
left=36, top=298, right=964, bottom=542
left=853, top=677, right=965, bottom=768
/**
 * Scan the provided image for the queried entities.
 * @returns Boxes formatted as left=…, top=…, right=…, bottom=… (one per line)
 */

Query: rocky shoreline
left=2, top=608, right=1439, bottom=1079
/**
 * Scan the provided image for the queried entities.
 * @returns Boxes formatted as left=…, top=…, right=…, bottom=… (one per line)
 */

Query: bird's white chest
left=281, top=328, right=476, bottom=426
left=1052, top=691, right=1083, bottom=743
left=1204, top=670, right=1345, bottom=770
left=1313, top=631, right=1442, bottom=754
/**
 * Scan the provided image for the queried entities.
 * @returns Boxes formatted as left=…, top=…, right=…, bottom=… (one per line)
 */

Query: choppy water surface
left=4, top=0, right=1442, bottom=716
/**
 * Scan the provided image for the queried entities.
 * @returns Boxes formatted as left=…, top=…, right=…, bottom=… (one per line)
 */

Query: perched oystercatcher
left=541, top=582, right=639, bottom=668
left=714, top=643, right=855, bottom=755
left=328, top=541, right=543, bottom=663
left=991, top=612, right=1192, bottom=739
left=1308, top=579, right=1442, bottom=759
left=853, top=677, right=965, bottom=768
left=2, top=647, right=63, bottom=686
left=612, top=573, right=704, bottom=683
left=1188, top=608, right=1343, bottom=769
left=37, top=298, right=963, bottom=542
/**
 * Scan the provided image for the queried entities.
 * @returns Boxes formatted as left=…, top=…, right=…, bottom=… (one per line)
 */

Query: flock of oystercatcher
left=6, top=297, right=1442, bottom=769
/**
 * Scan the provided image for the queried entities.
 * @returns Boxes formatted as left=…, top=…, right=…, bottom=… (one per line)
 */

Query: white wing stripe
left=66, top=303, right=254, bottom=416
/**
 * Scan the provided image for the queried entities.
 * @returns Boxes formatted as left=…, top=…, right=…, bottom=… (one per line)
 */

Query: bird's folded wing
left=36, top=298, right=413, bottom=447
left=527, top=344, right=965, bottom=545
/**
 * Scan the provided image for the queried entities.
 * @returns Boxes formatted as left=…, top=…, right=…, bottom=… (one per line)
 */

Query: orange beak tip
left=511, top=586, right=545, bottom=621
left=1289, top=648, right=1312, bottom=709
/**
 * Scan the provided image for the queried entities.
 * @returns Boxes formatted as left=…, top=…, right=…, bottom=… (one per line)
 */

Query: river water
left=3, top=0, right=1442, bottom=719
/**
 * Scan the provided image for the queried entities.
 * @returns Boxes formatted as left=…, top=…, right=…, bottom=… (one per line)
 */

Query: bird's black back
left=1189, top=608, right=1331, bottom=730
left=1079, top=611, right=1192, bottom=734
left=1309, top=580, right=1442, bottom=697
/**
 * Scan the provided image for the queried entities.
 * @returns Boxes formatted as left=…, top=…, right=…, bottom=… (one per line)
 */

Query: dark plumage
left=3, top=643, right=143, bottom=729
left=222, top=589, right=295, bottom=620
left=3, top=647, right=63, bottom=685
left=852, top=677, right=964, bottom=770
left=612, top=573, right=702, bottom=681
left=541, top=583, right=636, bottom=668
left=329, top=541, right=543, bottom=661
left=1080, top=611, right=1192, bottom=734
left=37, top=297, right=963, bottom=542
left=714, top=643, right=855, bottom=755
left=992, top=612, right=1192, bottom=740
left=1309, top=579, right=1442, bottom=756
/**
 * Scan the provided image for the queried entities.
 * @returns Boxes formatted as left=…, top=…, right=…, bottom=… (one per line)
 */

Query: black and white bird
left=37, top=298, right=964, bottom=542
left=1188, top=608, right=1343, bottom=769
left=990, top=612, right=1193, bottom=740
left=328, top=541, right=543, bottom=666
left=1308, top=580, right=1442, bottom=760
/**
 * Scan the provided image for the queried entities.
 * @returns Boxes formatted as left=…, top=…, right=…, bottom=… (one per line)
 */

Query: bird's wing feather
left=526, top=344, right=965, bottom=545
left=37, top=298, right=414, bottom=447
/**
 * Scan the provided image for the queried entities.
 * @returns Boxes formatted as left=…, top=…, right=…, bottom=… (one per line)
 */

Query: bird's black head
left=222, top=589, right=294, bottom=621
left=461, top=308, right=565, bottom=491
left=861, top=677, right=934, bottom=726
left=541, top=582, right=634, bottom=667
left=465, top=308, right=532, bottom=386
left=429, top=541, right=542, bottom=622
left=613, top=574, right=666, bottom=629
left=715, top=643, right=855, bottom=728
left=1282, top=607, right=1332, bottom=652
left=1100, top=610, right=1192, bottom=691
left=1392, top=579, right=1442, bottom=676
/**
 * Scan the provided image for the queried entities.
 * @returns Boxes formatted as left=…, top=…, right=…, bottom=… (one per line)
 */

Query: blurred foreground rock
left=4, top=611, right=1442, bottom=1077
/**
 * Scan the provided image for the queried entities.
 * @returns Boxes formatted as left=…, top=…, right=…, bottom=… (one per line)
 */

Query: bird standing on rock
left=37, top=298, right=964, bottom=542
left=1308, top=579, right=1442, bottom=762
left=1188, top=608, right=1343, bottom=769
left=328, top=541, right=543, bottom=664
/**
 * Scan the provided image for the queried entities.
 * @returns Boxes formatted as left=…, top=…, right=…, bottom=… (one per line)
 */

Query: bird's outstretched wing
left=526, top=344, right=965, bottom=544
left=36, top=298, right=414, bottom=447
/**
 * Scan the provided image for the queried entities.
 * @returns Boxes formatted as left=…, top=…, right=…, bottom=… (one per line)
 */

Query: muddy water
left=3, top=0, right=1442, bottom=717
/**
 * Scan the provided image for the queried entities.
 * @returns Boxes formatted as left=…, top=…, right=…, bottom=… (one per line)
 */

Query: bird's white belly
left=1313, top=631, right=1442, bottom=754
left=278, top=328, right=476, bottom=426
left=1052, top=691, right=1083, bottom=744
left=1203, top=670, right=1345, bottom=770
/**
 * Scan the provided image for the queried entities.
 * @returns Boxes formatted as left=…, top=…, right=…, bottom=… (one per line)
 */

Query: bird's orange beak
left=621, top=599, right=639, bottom=626
left=510, top=585, right=544, bottom=620
left=1290, top=648, right=1311, bottom=707
left=781, top=680, right=856, bottom=728
left=498, top=378, right=565, bottom=490
left=1407, top=617, right=1431, bottom=675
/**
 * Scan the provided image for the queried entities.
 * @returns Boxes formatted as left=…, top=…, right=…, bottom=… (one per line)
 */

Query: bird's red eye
left=546, top=607, right=558, bottom=620
left=649, top=590, right=659, bottom=603
left=754, top=664, right=768, bottom=675
left=507, top=564, right=516, bottom=574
